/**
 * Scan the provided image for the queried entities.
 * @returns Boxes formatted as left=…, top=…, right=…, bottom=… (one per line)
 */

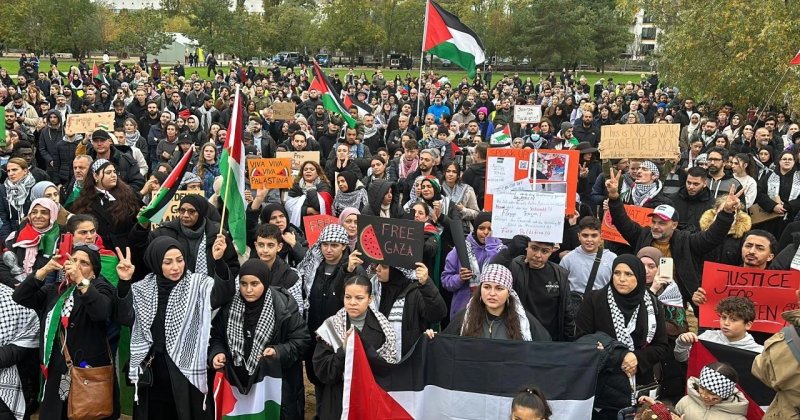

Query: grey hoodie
left=674, top=329, right=764, bottom=362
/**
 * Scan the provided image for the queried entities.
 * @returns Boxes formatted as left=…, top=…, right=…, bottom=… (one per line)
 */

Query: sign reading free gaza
left=356, top=215, right=424, bottom=269
left=599, top=123, right=680, bottom=159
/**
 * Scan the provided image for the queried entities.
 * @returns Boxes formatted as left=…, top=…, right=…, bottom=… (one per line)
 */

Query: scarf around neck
left=227, top=288, right=276, bottom=376
left=442, top=182, right=467, bottom=205
left=316, top=307, right=399, bottom=364
left=398, top=157, right=419, bottom=179
left=607, top=287, right=656, bottom=351
left=631, top=181, right=661, bottom=206
left=5, top=173, right=35, bottom=215
left=125, top=131, right=141, bottom=147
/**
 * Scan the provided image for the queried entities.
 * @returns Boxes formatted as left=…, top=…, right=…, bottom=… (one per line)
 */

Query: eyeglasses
left=178, top=208, right=197, bottom=215
left=73, top=242, right=99, bottom=251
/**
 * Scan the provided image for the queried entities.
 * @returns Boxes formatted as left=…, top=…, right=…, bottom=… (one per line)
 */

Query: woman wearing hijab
left=0, top=158, right=36, bottom=240
left=114, top=235, right=235, bottom=420
left=575, top=254, right=668, bottom=419
left=437, top=264, right=551, bottom=341
left=209, top=259, right=311, bottom=420
left=441, top=212, right=505, bottom=319
left=313, top=276, right=400, bottom=420
left=30, top=180, right=71, bottom=226
left=0, top=198, right=60, bottom=288
left=370, top=262, right=447, bottom=356
left=680, top=113, right=701, bottom=152
left=70, top=159, right=140, bottom=251
left=250, top=203, right=308, bottom=267
left=131, top=194, right=240, bottom=280
left=332, top=172, right=368, bottom=216
left=13, top=244, right=116, bottom=420
left=338, top=207, right=360, bottom=252
left=755, top=150, right=800, bottom=237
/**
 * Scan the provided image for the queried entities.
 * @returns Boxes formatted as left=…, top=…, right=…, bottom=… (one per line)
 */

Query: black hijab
left=72, top=245, right=101, bottom=278
left=378, top=266, right=410, bottom=317
left=338, top=171, right=358, bottom=193
left=180, top=194, right=209, bottom=230
left=260, top=203, right=289, bottom=227
left=145, top=236, right=187, bottom=293
left=238, top=259, right=272, bottom=331
left=609, top=254, right=647, bottom=321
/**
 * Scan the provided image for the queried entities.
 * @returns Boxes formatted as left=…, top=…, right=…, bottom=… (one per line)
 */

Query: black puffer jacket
left=38, top=110, right=64, bottom=179
left=668, top=186, right=714, bottom=233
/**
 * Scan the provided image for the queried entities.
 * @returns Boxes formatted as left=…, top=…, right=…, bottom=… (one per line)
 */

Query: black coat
left=443, top=307, right=552, bottom=341
left=87, top=146, right=146, bottom=191
left=668, top=186, right=714, bottom=233
left=209, top=288, right=311, bottom=420
left=575, top=287, right=669, bottom=412
left=608, top=197, right=733, bottom=304
left=462, top=162, right=486, bottom=210
left=53, top=138, right=80, bottom=185
left=129, top=219, right=241, bottom=280
left=381, top=280, right=448, bottom=355
left=312, top=311, right=390, bottom=420
left=361, top=179, right=403, bottom=219
left=13, top=274, right=115, bottom=420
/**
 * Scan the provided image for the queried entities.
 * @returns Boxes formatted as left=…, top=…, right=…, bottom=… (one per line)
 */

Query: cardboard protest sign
left=484, top=148, right=579, bottom=215
left=599, top=123, right=680, bottom=159
left=276, top=151, right=321, bottom=175
left=65, top=112, right=114, bottom=135
left=272, top=102, right=296, bottom=120
left=492, top=190, right=566, bottom=242
left=356, top=215, right=424, bottom=269
left=247, top=158, right=292, bottom=189
left=152, top=190, right=205, bottom=229
left=303, top=214, right=339, bottom=246
left=513, top=105, right=542, bottom=124
left=601, top=205, right=653, bottom=245
left=699, top=262, right=800, bottom=334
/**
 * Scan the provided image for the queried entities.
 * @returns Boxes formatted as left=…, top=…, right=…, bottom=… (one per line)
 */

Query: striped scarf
left=226, top=289, right=276, bottom=376
left=0, top=287, right=38, bottom=420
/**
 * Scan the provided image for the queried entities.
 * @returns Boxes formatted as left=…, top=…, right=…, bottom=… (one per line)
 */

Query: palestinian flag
left=214, top=358, right=282, bottom=419
left=424, top=0, right=485, bottom=78
left=342, top=333, right=601, bottom=419
left=92, top=60, right=102, bottom=86
left=309, top=61, right=357, bottom=128
left=489, top=124, right=511, bottom=146
left=688, top=340, right=775, bottom=418
left=344, top=95, right=371, bottom=118
left=219, top=87, right=248, bottom=254
left=137, top=144, right=195, bottom=226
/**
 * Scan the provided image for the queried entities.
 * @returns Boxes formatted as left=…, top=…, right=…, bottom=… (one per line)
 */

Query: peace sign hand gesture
left=721, top=184, right=744, bottom=214
left=605, top=167, right=622, bottom=200
left=115, top=247, right=135, bottom=281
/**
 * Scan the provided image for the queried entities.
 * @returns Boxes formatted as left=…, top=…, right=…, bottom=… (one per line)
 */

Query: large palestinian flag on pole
left=310, top=62, right=357, bottom=128
left=214, top=358, right=282, bottom=419
left=688, top=340, right=776, bottom=419
left=342, top=333, right=601, bottom=419
left=423, top=0, right=485, bottom=78
left=219, top=87, right=247, bottom=254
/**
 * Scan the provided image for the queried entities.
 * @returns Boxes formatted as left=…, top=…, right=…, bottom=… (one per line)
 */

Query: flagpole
left=417, top=0, right=430, bottom=124
left=757, top=66, right=791, bottom=119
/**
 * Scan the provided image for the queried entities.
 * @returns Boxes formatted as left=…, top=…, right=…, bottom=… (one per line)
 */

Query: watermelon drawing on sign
left=252, top=168, right=264, bottom=178
left=359, top=225, right=384, bottom=261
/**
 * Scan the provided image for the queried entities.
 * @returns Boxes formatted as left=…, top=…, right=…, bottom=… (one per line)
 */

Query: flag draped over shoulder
left=309, top=62, right=357, bottom=129
left=688, top=340, right=775, bottom=419
left=343, top=334, right=601, bottom=419
left=219, top=87, right=247, bottom=254
left=214, top=358, right=282, bottom=419
left=424, top=0, right=485, bottom=78
left=137, top=144, right=194, bottom=226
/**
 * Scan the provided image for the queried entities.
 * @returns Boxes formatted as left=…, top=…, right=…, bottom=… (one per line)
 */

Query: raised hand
left=605, top=167, right=622, bottom=199
left=415, top=262, right=429, bottom=285
left=721, top=184, right=744, bottom=213
left=212, top=234, right=227, bottom=260
left=115, top=247, right=135, bottom=281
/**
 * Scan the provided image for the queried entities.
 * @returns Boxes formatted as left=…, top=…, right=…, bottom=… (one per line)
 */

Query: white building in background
left=104, top=0, right=264, bottom=13
left=628, top=9, right=659, bottom=60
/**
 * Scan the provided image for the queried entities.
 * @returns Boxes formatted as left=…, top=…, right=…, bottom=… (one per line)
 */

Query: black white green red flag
left=423, top=0, right=485, bottom=78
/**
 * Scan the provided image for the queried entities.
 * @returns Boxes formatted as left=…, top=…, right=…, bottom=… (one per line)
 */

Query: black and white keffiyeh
left=607, top=287, right=656, bottom=351
left=699, top=366, right=737, bottom=399
left=316, top=307, right=400, bottom=364
left=3, top=173, right=36, bottom=216
left=0, top=286, right=39, bottom=420
left=766, top=170, right=800, bottom=202
left=226, top=288, right=276, bottom=375
left=128, top=271, right=215, bottom=400
left=369, top=268, right=416, bottom=353
left=297, top=224, right=349, bottom=311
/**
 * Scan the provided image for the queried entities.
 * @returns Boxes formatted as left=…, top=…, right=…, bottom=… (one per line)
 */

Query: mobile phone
left=659, top=257, right=674, bottom=281
left=58, top=233, right=73, bottom=266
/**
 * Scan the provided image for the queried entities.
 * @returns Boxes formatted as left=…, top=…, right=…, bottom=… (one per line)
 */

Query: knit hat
left=471, top=211, right=492, bottom=229
left=180, top=172, right=202, bottom=187
left=177, top=133, right=193, bottom=145
left=640, top=160, right=660, bottom=178
left=479, top=264, right=513, bottom=290
left=636, top=246, right=663, bottom=265
left=318, top=224, right=349, bottom=245
left=477, top=107, right=488, bottom=117
left=560, top=121, right=573, bottom=132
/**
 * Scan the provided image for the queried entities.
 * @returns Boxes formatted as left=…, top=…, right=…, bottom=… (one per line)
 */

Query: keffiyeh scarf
left=128, top=272, right=215, bottom=400
left=333, top=188, right=369, bottom=216
left=398, top=157, right=419, bottom=179
left=630, top=181, right=662, bottom=206
left=607, top=287, right=656, bottom=351
left=460, top=289, right=532, bottom=341
left=317, top=307, right=400, bottom=364
left=4, top=174, right=35, bottom=216
left=0, top=286, right=38, bottom=420
left=442, top=182, right=467, bottom=205
left=369, top=269, right=416, bottom=353
left=699, top=366, right=737, bottom=399
left=226, top=288, right=276, bottom=375
left=766, top=170, right=800, bottom=202
left=297, top=226, right=349, bottom=312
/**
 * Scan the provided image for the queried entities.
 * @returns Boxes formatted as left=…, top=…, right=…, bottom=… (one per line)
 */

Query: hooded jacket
left=53, top=133, right=83, bottom=185
left=361, top=179, right=403, bottom=219
left=38, top=110, right=64, bottom=170
left=669, top=186, right=714, bottom=233
left=441, top=234, right=504, bottom=318
left=675, top=377, right=748, bottom=420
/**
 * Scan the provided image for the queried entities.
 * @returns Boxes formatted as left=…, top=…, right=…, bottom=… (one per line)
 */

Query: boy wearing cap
left=606, top=168, right=740, bottom=306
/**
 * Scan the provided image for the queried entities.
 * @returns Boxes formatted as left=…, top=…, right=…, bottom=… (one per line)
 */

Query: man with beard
left=618, top=160, right=673, bottom=208
left=668, top=166, right=714, bottom=233
left=361, top=114, right=383, bottom=152
left=386, top=114, right=412, bottom=154
left=705, top=147, right=741, bottom=200
left=307, top=104, right=329, bottom=140
left=298, top=88, right=322, bottom=118
left=693, top=119, right=719, bottom=148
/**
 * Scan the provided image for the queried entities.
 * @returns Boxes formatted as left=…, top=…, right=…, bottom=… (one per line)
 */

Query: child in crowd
left=674, top=296, right=763, bottom=362
left=675, top=362, right=748, bottom=419
left=511, top=387, right=552, bottom=420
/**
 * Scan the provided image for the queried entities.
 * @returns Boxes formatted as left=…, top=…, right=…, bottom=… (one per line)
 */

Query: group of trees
left=0, top=0, right=632, bottom=71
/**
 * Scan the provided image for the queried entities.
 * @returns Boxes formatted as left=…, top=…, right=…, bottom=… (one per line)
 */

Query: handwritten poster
left=486, top=157, right=516, bottom=195
left=65, top=112, right=114, bottom=135
left=491, top=191, right=566, bottom=242
left=513, top=105, right=542, bottom=124
left=699, top=262, right=800, bottom=333
left=247, top=158, right=292, bottom=189
left=272, top=102, right=296, bottom=120
left=276, top=151, right=321, bottom=176
left=601, top=205, right=654, bottom=245
left=303, top=214, right=339, bottom=246
left=356, top=215, right=424, bottom=269
left=599, top=124, right=680, bottom=159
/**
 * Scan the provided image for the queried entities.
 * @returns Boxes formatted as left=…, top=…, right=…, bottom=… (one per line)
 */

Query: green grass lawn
left=0, top=57, right=640, bottom=88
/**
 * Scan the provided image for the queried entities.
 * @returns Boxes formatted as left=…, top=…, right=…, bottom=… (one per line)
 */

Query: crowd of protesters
left=0, top=52, right=797, bottom=420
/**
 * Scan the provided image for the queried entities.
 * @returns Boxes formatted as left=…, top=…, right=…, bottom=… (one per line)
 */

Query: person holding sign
left=606, top=167, right=740, bottom=305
